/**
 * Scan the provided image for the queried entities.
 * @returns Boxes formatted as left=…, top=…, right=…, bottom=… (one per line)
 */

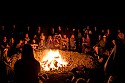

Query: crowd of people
left=0, top=24, right=125, bottom=83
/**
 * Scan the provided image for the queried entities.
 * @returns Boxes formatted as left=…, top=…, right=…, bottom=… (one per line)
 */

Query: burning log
left=54, top=60, right=58, bottom=67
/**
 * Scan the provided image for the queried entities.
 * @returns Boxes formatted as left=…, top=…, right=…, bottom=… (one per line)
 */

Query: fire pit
left=10, top=49, right=98, bottom=72
left=33, top=49, right=98, bottom=74
left=9, top=49, right=98, bottom=82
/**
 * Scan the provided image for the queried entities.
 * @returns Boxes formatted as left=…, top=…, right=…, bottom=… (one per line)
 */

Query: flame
left=41, top=50, right=68, bottom=71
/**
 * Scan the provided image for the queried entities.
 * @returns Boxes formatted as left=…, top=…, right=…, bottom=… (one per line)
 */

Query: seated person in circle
left=14, top=44, right=40, bottom=83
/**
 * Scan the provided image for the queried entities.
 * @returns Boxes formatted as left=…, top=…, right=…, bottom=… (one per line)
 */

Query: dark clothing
left=14, top=58, right=40, bottom=83
left=112, top=39, right=125, bottom=76
left=8, top=43, right=16, bottom=57
left=0, top=60, right=8, bottom=83
left=14, top=44, right=40, bottom=83
left=1, top=41, right=8, bottom=50
left=107, top=38, right=125, bottom=83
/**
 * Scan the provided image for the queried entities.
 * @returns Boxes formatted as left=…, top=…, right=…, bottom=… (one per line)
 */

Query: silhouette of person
left=14, top=44, right=40, bottom=83
left=0, top=60, right=8, bottom=83
left=107, top=32, right=125, bottom=83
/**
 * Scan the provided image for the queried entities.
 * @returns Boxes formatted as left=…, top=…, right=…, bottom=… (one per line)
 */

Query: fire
left=40, top=50, right=68, bottom=71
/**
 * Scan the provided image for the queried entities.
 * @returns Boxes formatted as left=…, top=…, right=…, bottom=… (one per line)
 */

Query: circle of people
left=0, top=25, right=124, bottom=62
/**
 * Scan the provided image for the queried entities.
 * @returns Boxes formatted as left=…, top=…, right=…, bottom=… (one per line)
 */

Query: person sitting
left=0, top=60, right=8, bottom=83
left=31, top=39, right=38, bottom=50
left=14, top=44, right=40, bottom=83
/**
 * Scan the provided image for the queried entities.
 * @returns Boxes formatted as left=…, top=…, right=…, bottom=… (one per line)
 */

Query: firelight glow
left=41, top=50, right=68, bottom=71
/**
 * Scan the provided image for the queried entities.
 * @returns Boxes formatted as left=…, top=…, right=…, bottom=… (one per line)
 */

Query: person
left=106, top=32, right=125, bottom=83
left=0, top=60, right=8, bottom=83
left=0, top=36, right=10, bottom=60
left=14, top=44, right=40, bottom=83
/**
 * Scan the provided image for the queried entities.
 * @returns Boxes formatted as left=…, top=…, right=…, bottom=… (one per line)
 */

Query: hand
left=98, top=57, right=103, bottom=63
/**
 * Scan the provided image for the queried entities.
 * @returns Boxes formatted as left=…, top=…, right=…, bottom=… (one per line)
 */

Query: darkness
left=0, top=2, right=124, bottom=29
left=0, top=1, right=125, bottom=29
left=0, top=15, right=125, bottom=29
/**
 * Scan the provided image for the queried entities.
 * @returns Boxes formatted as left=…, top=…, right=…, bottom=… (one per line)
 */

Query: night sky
left=0, top=1, right=124, bottom=29
left=0, top=15, right=124, bottom=29
left=0, top=4, right=125, bottom=30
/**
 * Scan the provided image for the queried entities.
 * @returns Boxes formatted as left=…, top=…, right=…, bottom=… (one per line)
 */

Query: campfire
left=10, top=49, right=97, bottom=74
left=40, top=50, right=68, bottom=71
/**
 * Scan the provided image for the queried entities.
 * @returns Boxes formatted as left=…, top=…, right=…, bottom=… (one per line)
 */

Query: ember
left=40, top=50, right=68, bottom=71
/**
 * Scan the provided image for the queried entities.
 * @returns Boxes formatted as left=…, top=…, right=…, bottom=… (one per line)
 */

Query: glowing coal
left=40, top=50, right=68, bottom=71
